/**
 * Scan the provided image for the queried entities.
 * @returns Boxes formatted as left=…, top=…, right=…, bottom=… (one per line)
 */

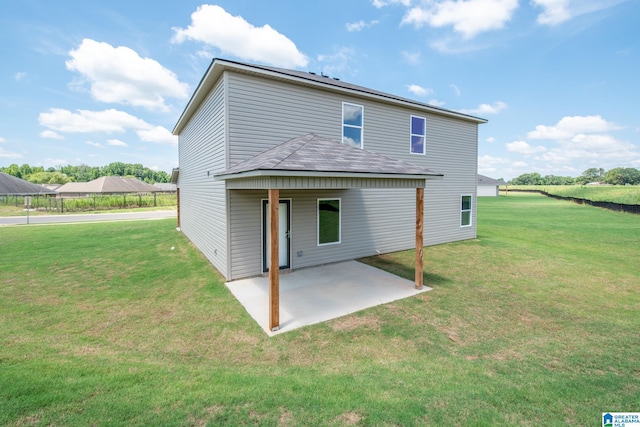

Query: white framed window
left=410, top=115, right=426, bottom=155
left=342, top=102, right=363, bottom=149
left=317, top=198, right=341, bottom=245
left=461, top=195, right=472, bottom=227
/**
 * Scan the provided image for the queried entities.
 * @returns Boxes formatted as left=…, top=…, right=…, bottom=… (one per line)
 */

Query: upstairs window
left=461, top=195, right=472, bottom=227
left=410, top=115, right=426, bottom=155
left=342, top=103, right=363, bottom=148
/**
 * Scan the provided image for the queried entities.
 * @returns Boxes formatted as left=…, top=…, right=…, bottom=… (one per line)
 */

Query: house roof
left=215, top=133, right=443, bottom=181
left=174, top=58, right=488, bottom=135
left=57, top=176, right=159, bottom=194
left=154, top=183, right=177, bottom=192
left=0, top=172, right=57, bottom=195
left=477, top=174, right=502, bottom=185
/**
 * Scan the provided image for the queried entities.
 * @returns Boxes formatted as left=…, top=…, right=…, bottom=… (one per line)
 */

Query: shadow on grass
left=358, top=255, right=452, bottom=288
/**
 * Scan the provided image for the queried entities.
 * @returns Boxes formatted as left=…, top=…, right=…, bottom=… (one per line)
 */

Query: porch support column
left=415, top=187, right=424, bottom=289
left=268, top=188, right=280, bottom=331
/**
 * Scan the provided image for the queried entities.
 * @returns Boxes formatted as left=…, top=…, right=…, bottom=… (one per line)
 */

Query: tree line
left=0, top=162, right=171, bottom=184
left=508, top=167, right=640, bottom=186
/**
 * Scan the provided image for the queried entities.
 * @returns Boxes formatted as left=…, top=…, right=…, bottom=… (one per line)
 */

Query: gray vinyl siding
left=178, top=77, right=228, bottom=278
left=228, top=188, right=421, bottom=280
left=178, top=69, right=479, bottom=280
left=225, top=72, right=477, bottom=257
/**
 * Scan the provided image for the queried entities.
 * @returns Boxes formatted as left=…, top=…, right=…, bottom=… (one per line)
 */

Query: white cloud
left=532, top=0, right=626, bottom=26
left=402, top=51, right=421, bottom=65
left=66, top=39, right=189, bottom=112
left=450, top=83, right=461, bottom=96
left=428, top=99, right=446, bottom=107
left=372, top=0, right=411, bottom=8
left=539, top=134, right=639, bottom=166
left=39, top=130, right=64, bottom=140
left=0, top=137, right=6, bottom=143
left=0, top=148, right=22, bottom=159
left=38, top=108, right=150, bottom=133
left=107, top=139, right=128, bottom=147
left=172, top=5, right=308, bottom=68
left=527, top=115, right=620, bottom=140
left=317, top=47, right=357, bottom=78
left=506, top=140, right=548, bottom=155
left=14, top=72, right=27, bottom=81
left=486, top=137, right=496, bottom=143
left=38, top=108, right=177, bottom=146
left=460, top=101, right=507, bottom=115
left=402, top=0, right=519, bottom=39
left=346, top=19, right=379, bottom=32
left=406, top=84, right=433, bottom=97
left=478, top=154, right=512, bottom=173
left=85, top=141, right=103, bottom=148
left=136, top=126, right=178, bottom=146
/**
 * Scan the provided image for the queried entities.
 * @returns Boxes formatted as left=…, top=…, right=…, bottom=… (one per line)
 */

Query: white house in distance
left=477, top=174, right=502, bottom=197
left=172, top=58, right=486, bottom=330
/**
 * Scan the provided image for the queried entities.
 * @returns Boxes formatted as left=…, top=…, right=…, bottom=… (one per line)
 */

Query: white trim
left=342, top=102, right=364, bottom=149
left=260, top=198, right=293, bottom=273
left=410, top=115, right=426, bottom=155
left=460, top=194, right=472, bottom=227
left=317, top=197, right=341, bottom=246
left=215, top=169, right=443, bottom=181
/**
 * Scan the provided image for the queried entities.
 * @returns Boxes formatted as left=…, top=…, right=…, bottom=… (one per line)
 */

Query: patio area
left=226, top=260, right=431, bottom=336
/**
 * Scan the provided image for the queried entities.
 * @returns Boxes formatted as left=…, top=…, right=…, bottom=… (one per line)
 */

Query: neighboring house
left=153, top=183, right=177, bottom=193
left=0, top=172, right=57, bottom=196
left=173, top=58, right=486, bottom=330
left=477, top=174, right=502, bottom=197
left=56, top=176, right=159, bottom=197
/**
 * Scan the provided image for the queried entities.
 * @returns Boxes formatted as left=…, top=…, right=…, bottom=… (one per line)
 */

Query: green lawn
left=502, top=185, right=640, bottom=204
left=1, top=193, right=638, bottom=426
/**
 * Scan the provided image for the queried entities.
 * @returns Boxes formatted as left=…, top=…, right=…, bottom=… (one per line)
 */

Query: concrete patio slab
left=226, top=260, right=431, bottom=336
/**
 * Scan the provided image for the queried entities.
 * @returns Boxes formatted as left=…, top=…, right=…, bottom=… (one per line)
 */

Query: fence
left=0, top=193, right=176, bottom=213
left=503, top=189, right=640, bottom=215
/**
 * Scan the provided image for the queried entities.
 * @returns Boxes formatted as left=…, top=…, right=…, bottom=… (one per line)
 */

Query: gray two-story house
left=173, top=58, right=486, bottom=329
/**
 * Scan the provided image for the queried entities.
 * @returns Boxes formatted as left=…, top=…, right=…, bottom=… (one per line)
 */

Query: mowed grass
left=502, top=185, right=640, bottom=204
left=1, top=194, right=638, bottom=426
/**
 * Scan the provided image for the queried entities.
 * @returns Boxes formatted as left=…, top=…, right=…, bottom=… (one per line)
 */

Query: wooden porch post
left=268, top=188, right=280, bottom=331
left=415, top=187, right=424, bottom=289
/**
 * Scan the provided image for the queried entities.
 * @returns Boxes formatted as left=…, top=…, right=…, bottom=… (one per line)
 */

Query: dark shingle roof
left=477, top=174, right=502, bottom=185
left=57, top=176, right=159, bottom=194
left=216, top=134, right=442, bottom=179
left=0, top=173, right=57, bottom=195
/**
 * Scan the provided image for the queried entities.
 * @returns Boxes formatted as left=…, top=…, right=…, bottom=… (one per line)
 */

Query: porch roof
left=214, top=134, right=443, bottom=189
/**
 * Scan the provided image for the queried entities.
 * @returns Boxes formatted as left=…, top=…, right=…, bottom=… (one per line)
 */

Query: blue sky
left=1, top=0, right=637, bottom=180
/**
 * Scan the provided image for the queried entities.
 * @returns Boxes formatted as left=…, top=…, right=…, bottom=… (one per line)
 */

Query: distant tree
left=26, top=171, right=72, bottom=184
left=1, top=163, right=21, bottom=178
left=2, top=162, right=171, bottom=183
left=19, top=164, right=34, bottom=177
left=511, top=172, right=544, bottom=185
left=604, top=167, right=640, bottom=185
left=60, top=164, right=100, bottom=182
left=576, top=167, right=605, bottom=185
